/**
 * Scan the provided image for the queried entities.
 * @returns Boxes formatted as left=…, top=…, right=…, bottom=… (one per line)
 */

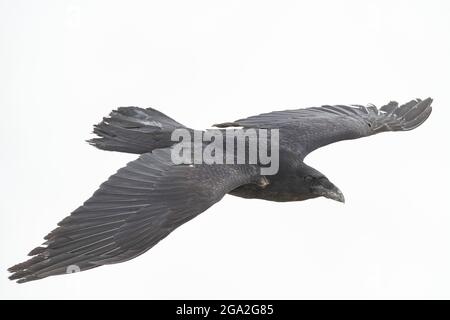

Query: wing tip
left=375, top=97, right=433, bottom=133
left=398, top=97, right=433, bottom=131
left=8, top=257, right=42, bottom=284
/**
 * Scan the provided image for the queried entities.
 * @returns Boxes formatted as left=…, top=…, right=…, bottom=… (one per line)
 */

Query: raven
left=8, top=98, right=432, bottom=283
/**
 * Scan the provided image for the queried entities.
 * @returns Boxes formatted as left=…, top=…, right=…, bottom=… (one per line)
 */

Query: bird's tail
left=88, top=107, right=188, bottom=154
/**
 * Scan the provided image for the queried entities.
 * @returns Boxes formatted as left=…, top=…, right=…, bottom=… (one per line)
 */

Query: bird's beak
left=324, top=187, right=345, bottom=203
left=314, top=185, right=346, bottom=203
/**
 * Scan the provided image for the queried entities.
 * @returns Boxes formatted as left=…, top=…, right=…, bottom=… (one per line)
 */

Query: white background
left=1, top=0, right=449, bottom=299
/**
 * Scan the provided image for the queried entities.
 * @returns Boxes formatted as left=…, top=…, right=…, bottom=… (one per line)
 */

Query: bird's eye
left=304, top=176, right=313, bottom=183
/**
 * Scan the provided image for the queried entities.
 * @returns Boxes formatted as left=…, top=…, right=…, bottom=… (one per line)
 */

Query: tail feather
left=88, top=107, right=186, bottom=154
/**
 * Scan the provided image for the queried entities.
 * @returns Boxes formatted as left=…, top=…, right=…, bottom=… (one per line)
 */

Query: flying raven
left=8, top=98, right=432, bottom=283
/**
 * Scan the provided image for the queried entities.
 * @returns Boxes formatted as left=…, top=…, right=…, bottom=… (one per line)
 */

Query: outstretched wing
left=215, top=98, right=432, bottom=159
left=9, top=148, right=260, bottom=283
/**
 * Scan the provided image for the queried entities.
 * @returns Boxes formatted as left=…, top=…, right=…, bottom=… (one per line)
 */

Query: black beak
left=313, top=185, right=346, bottom=203
left=324, top=187, right=345, bottom=203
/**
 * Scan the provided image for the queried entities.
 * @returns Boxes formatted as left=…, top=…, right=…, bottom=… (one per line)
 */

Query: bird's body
left=229, top=154, right=323, bottom=202
left=9, top=98, right=432, bottom=283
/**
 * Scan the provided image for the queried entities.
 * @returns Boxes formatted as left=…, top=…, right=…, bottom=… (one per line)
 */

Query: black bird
left=8, top=98, right=432, bottom=283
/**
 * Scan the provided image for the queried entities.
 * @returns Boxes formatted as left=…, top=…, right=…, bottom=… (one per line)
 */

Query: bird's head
left=304, top=175, right=345, bottom=203
left=294, top=164, right=345, bottom=203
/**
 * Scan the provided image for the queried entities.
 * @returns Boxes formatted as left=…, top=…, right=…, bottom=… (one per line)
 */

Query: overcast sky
left=1, top=0, right=449, bottom=299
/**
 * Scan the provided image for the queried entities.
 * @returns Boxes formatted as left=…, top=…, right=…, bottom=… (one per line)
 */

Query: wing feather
left=9, top=148, right=259, bottom=283
left=214, top=98, right=432, bottom=158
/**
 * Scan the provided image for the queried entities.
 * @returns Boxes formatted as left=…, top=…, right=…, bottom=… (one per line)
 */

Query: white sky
left=1, top=0, right=449, bottom=299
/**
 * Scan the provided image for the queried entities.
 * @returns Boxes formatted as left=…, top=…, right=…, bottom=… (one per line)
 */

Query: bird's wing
left=214, top=98, right=432, bottom=159
left=9, top=148, right=260, bottom=283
